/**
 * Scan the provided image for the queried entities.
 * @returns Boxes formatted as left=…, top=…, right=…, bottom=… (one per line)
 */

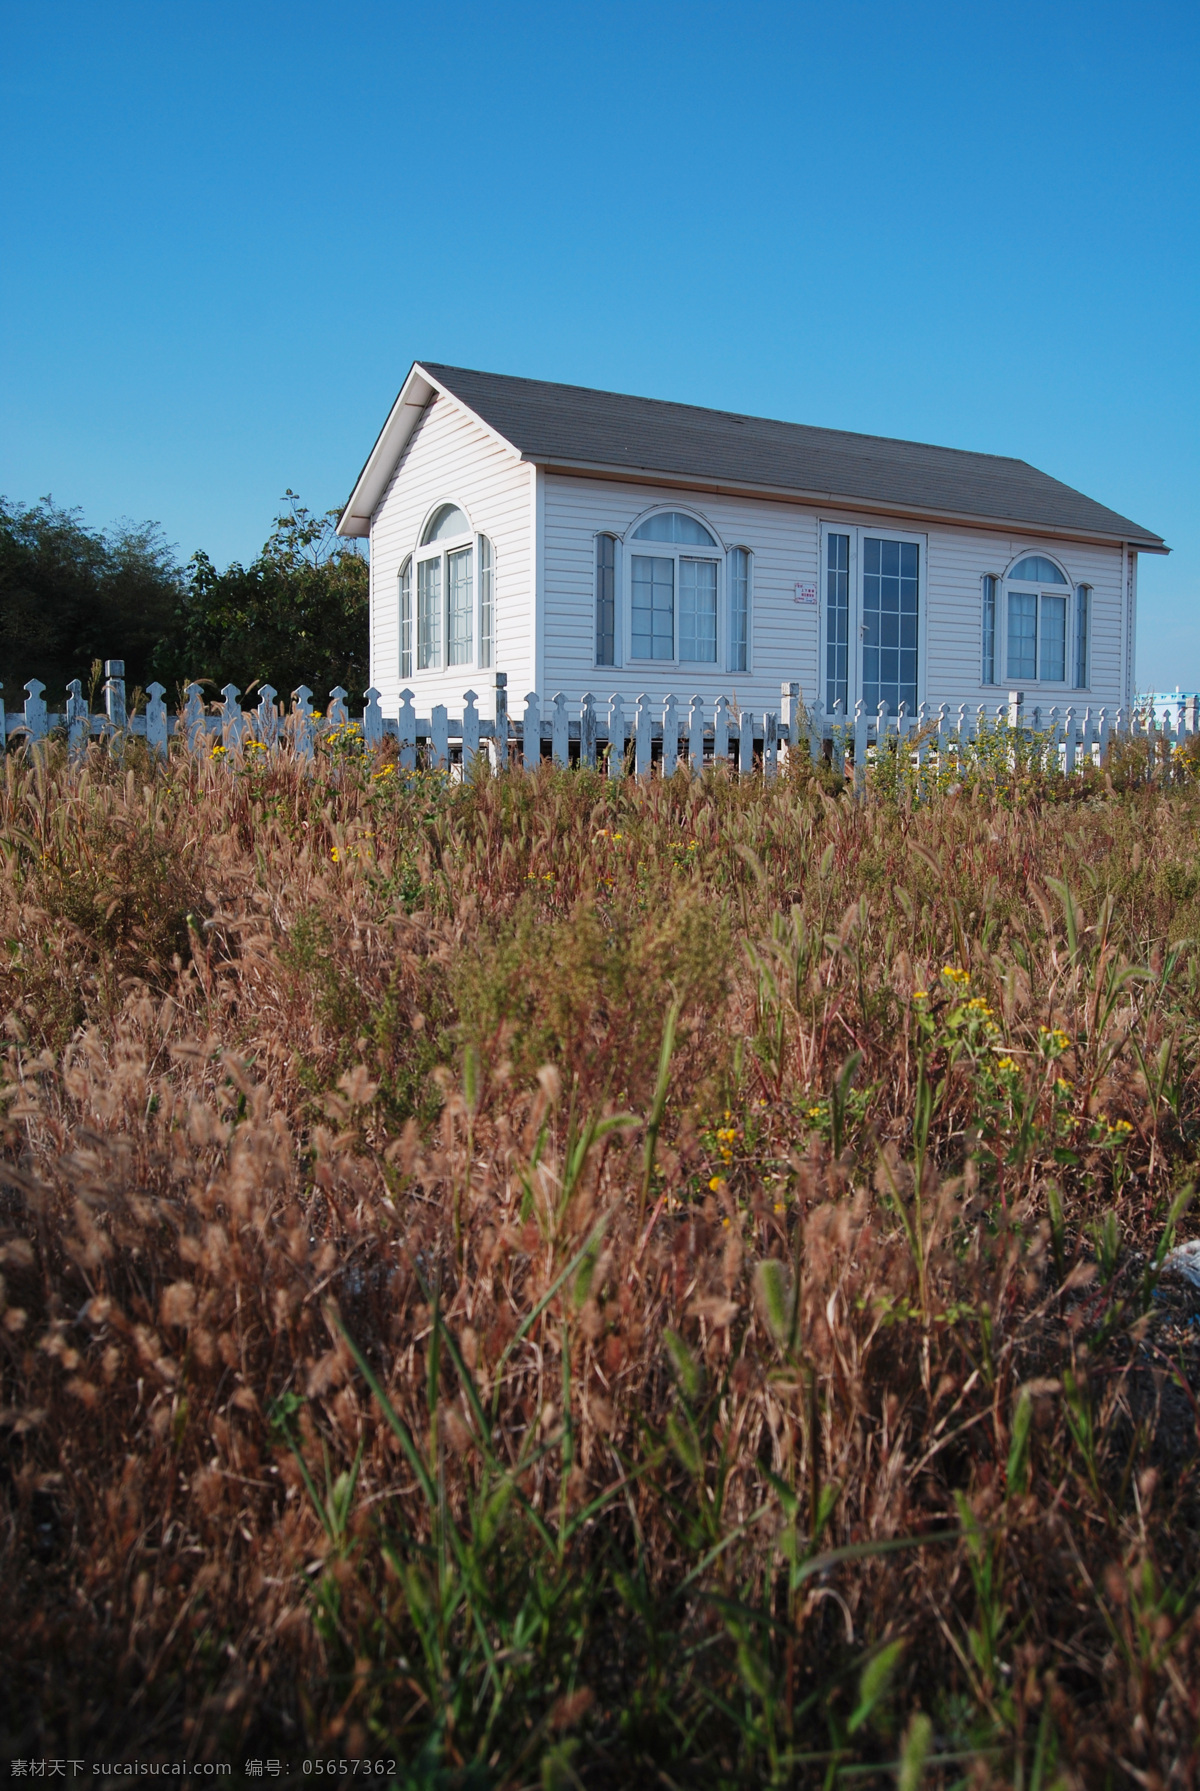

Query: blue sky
left=1, top=0, right=1196, bottom=687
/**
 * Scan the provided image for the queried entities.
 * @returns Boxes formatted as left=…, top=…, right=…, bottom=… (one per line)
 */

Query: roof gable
left=339, top=362, right=1166, bottom=550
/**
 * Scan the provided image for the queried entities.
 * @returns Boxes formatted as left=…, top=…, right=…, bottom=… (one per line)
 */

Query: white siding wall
left=369, top=395, right=533, bottom=720
left=542, top=475, right=819, bottom=713
left=542, top=474, right=1129, bottom=714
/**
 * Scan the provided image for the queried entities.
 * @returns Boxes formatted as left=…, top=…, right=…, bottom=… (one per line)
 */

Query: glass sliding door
left=861, top=537, right=919, bottom=716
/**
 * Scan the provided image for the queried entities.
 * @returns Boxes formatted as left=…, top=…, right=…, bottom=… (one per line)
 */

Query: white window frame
left=621, top=507, right=742, bottom=671
left=1000, top=552, right=1073, bottom=689
left=411, top=503, right=483, bottom=675
left=817, top=521, right=927, bottom=715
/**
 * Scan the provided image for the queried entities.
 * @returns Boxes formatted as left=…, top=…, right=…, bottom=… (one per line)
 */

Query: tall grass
left=2, top=737, right=1200, bottom=1784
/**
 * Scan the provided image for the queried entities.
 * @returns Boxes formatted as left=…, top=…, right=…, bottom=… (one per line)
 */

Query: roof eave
left=337, top=362, right=528, bottom=537
left=527, top=455, right=1169, bottom=552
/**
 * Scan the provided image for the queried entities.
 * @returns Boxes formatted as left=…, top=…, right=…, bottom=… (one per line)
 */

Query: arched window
left=413, top=503, right=492, bottom=673
left=1005, top=553, right=1071, bottom=684
left=628, top=510, right=720, bottom=664
left=399, top=557, right=412, bottom=680
left=1008, top=555, right=1067, bottom=585
left=422, top=503, right=471, bottom=544
left=631, top=510, right=717, bottom=546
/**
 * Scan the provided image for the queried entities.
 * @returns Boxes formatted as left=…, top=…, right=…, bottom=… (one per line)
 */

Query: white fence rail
left=3, top=661, right=1199, bottom=784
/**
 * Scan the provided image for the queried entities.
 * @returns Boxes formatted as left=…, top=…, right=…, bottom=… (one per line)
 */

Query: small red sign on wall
left=794, top=584, right=817, bottom=606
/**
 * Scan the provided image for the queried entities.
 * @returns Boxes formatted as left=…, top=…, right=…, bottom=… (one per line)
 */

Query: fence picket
left=608, top=694, right=626, bottom=779
left=66, top=679, right=88, bottom=758
left=397, top=689, right=416, bottom=771
left=662, top=694, right=679, bottom=776
left=462, top=690, right=480, bottom=765
left=689, top=694, right=705, bottom=773
left=634, top=695, right=653, bottom=778
left=146, top=683, right=168, bottom=758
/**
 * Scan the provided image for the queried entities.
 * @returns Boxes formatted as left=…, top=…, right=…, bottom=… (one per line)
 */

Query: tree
left=158, top=493, right=369, bottom=708
left=0, top=496, right=182, bottom=705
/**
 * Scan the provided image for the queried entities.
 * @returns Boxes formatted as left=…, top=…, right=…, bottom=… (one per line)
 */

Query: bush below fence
left=3, top=659, right=1198, bottom=785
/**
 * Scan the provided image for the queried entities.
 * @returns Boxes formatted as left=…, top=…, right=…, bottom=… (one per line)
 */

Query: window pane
left=447, top=548, right=473, bottom=667
left=729, top=547, right=749, bottom=672
left=679, top=559, right=717, bottom=662
left=1007, top=590, right=1037, bottom=682
left=631, top=554, right=674, bottom=659
left=1008, top=555, right=1067, bottom=585
left=478, top=537, right=494, bottom=670
left=422, top=503, right=470, bottom=544
left=1074, top=584, right=1089, bottom=687
left=982, top=575, right=996, bottom=685
left=632, top=511, right=716, bottom=546
left=417, top=557, right=442, bottom=670
left=400, top=559, right=413, bottom=680
left=596, top=534, right=616, bottom=666
left=825, top=533, right=850, bottom=712
left=1040, top=593, right=1066, bottom=681
left=862, top=537, right=918, bottom=714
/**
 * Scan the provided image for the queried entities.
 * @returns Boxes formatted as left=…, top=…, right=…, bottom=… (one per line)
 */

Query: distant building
left=338, top=364, right=1167, bottom=720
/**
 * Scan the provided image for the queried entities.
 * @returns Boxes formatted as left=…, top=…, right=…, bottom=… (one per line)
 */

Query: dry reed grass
left=2, top=738, right=1200, bottom=1786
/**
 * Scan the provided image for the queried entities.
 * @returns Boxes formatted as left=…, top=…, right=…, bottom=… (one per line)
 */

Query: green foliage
left=0, top=494, right=182, bottom=701
left=157, top=490, right=368, bottom=704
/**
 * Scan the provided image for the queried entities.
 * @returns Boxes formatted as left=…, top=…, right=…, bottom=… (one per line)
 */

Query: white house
left=337, top=364, right=1166, bottom=725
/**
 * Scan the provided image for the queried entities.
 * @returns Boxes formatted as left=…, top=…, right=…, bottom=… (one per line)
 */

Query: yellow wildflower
left=997, top=1056, right=1018, bottom=1073
left=912, top=989, right=928, bottom=1001
left=708, top=1175, right=724, bottom=1192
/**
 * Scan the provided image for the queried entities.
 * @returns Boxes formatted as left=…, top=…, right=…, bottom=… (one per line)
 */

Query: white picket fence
left=3, top=662, right=1199, bottom=784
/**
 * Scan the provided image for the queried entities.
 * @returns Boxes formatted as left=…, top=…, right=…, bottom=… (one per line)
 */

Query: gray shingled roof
left=421, top=363, right=1164, bottom=548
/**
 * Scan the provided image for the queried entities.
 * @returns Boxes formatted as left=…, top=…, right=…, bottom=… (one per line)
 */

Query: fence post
left=462, top=690, right=480, bottom=767
left=738, top=707, right=754, bottom=775
left=1187, top=695, right=1199, bottom=737
left=713, top=695, right=730, bottom=766
left=607, top=695, right=625, bottom=780
left=24, top=680, right=48, bottom=742
left=662, top=695, right=679, bottom=776
left=362, top=687, right=383, bottom=750
left=634, top=694, right=653, bottom=778
left=580, top=692, right=597, bottom=768
left=397, top=689, right=417, bottom=771
left=780, top=681, right=801, bottom=760
left=1007, top=690, right=1024, bottom=729
left=66, top=679, right=89, bottom=760
left=1063, top=707, right=1077, bottom=775
left=523, top=692, right=541, bottom=770
left=145, top=682, right=168, bottom=758
left=104, top=660, right=126, bottom=733
left=689, top=694, right=705, bottom=774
